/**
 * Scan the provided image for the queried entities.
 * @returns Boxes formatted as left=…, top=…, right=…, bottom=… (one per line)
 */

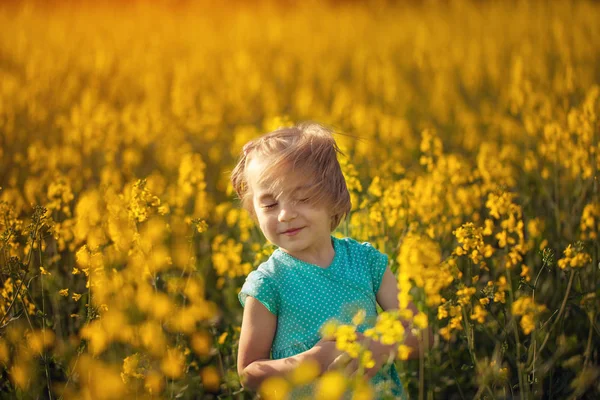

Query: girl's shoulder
left=250, top=250, right=298, bottom=282
left=333, top=235, right=384, bottom=258
left=333, top=236, right=389, bottom=293
left=250, top=255, right=281, bottom=280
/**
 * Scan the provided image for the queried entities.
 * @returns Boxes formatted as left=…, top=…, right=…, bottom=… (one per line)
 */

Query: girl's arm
left=336, top=266, right=432, bottom=379
left=237, top=296, right=342, bottom=390
left=375, top=265, right=426, bottom=356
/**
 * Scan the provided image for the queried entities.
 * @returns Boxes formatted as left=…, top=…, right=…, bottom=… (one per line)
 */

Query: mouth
left=281, top=227, right=304, bottom=236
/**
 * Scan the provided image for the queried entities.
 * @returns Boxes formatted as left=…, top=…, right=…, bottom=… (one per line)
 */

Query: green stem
left=419, top=331, right=424, bottom=400
left=528, top=258, right=547, bottom=387
left=38, top=235, right=53, bottom=400
left=506, top=268, right=526, bottom=398
left=461, top=307, right=477, bottom=367
left=447, top=345, right=467, bottom=400
left=0, top=213, right=43, bottom=328
left=535, top=269, right=575, bottom=359
left=583, top=311, right=595, bottom=369
left=58, top=345, right=85, bottom=400
left=0, top=272, right=28, bottom=328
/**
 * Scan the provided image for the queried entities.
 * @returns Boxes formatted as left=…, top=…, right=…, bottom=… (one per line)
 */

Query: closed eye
left=262, top=203, right=277, bottom=209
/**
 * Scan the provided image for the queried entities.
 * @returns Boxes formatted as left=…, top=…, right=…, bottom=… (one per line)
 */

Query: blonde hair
left=231, top=121, right=351, bottom=231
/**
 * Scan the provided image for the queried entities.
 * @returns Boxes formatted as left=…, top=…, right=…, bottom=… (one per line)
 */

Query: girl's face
left=246, top=157, right=333, bottom=260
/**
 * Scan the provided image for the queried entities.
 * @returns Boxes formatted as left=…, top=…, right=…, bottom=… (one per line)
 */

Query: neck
left=282, top=237, right=335, bottom=268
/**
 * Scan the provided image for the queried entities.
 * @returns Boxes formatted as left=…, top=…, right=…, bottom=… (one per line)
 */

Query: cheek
left=256, top=213, right=274, bottom=232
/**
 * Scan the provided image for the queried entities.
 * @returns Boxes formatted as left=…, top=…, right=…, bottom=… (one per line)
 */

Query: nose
left=278, top=202, right=297, bottom=222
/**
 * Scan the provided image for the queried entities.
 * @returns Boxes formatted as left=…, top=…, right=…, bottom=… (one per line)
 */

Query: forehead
left=246, top=157, right=313, bottom=197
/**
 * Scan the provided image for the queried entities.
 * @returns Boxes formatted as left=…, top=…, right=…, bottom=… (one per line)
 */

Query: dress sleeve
left=361, top=242, right=389, bottom=294
left=238, top=270, right=279, bottom=316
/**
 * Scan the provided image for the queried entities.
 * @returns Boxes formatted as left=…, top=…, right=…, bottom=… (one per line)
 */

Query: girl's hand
left=310, top=338, right=347, bottom=373
left=341, top=332, right=397, bottom=380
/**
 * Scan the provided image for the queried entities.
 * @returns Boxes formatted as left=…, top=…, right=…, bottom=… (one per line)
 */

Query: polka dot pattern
left=239, top=236, right=405, bottom=398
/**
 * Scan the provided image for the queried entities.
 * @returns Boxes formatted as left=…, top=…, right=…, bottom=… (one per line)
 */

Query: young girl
left=232, top=122, right=420, bottom=398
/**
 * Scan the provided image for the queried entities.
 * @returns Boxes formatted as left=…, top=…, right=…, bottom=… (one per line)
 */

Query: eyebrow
left=257, top=193, right=275, bottom=203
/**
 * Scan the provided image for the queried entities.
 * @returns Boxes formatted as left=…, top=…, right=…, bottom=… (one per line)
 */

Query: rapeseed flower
left=200, top=365, right=221, bottom=392
left=511, top=296, right=547, bottom=335
left=316, top=371, right=346, bottom=400
left=161, top=348, right=185, bottom=379
left=259, top=376, right=290, bottom=400
left=289, top=359, right=320, bottom=386
left=557, top=243, right=592, bottom=269
left=191, top=331, right=213, bottom=357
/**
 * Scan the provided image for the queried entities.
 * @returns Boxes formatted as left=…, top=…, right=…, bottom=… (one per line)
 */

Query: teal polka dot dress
left=239, top=236, right=405, bottom=399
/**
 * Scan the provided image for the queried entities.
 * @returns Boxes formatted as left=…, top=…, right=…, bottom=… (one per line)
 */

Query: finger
left=349, top=365, right=372, bottom=384
left=355, top=332, right=371, bottom=346
left=365, top=361, right=384, bottom=379
left=365, top=365, right=378, bottom=379
left=328, top=353, right=351, bottom=371
left=344, top=358, right=359, bottom=376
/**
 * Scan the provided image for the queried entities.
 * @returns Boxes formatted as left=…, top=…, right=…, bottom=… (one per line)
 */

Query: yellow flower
left=437, top=305, right=448, bottom=319
left=0, top=339, right=8, bottom=364
left=289, top=359, right=320, bottom=386
left=496, top=230, right=509, bottom=248
left=360, top=350, right=376, bottom=369
left=483, top=219, right=494, bottom=236
left=456, top=287, right=477, bottom=306
left=321, top=320, right=338, bottom=340
left=520, top=314, right=535, bottom=335
left=397, top=344, right=413, bottom=360
left=10, top=363, right=30, bottom=390
left=494, top=291, right=506, bottom=304
left=557, top=244, right=592, bottom=269
left=520, top=264, right=531, bottom=282
left=191, top=331, right=213, bottom=356
left=40, top=266, right=51, bottom=276
left=72, top=292, right=82, bottom=302
left=26, top=329, right=55, bottom=354
left=439, top=327, right=452, bottom=341
left=316, top=371, right=346, bottom=400
left=470, top=305, right=487, bottom=324
left=511, top=296, right=547, bottom=335
left=259, top=376, right=290, bottom=400
left=121, top=353, right=145, bottom=383
left=144, top=371, right=164, bottom=395
left=413, top=312, right=429, bottom=329
left=200, top=366, right=220, bottom=392
left=139, top=322, right=167, bottom=356
left=527, top=218, right=542, bottom=237
left=58, top=288, right=69, bottom=297
left=195, top=219, right=208, bottom=233
left=161, top=348, right=184, bottom=379
left=352, top=379, right=374, bottom=400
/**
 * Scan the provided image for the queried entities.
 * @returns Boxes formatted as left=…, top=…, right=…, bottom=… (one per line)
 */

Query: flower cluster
left=580, top=202, right=600, bottom=241
left=511, top=296, right=547, bottom=335
left=557, top=243, right=592, bottom=270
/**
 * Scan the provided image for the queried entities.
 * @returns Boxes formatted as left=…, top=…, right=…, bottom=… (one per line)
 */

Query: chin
left=279, top=239, right=308, bottom=252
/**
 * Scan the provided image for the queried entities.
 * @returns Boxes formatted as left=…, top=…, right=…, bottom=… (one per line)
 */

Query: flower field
left=1, top=0, right=599, bottom=398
